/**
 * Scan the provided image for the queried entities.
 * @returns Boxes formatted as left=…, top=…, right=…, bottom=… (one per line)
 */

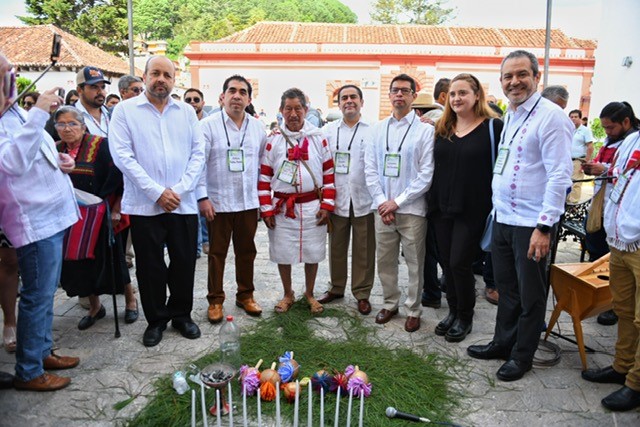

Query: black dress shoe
left=496, top=359, right=532, bottom=381
left=582, top=366, right=626, bottom=385
left=597, top=309, right=618, bottom=326
left=0, top=371, right=14, bottom=389
left=467, top=341, right=510, bottom=360
left=445, top=319, right=472, bottom=343
left=602, top=386, right=640, bottom=411
left=78, top=305, right=106, bottom=330
left=434, top=312, right=457, bottom=336
left=124, top=302, right=139, bottom=324
left=143, top=323, right=166, bottom=347
left=172, top=319, right=201, bottom=339
left=421, top=298, right=441, bottom=309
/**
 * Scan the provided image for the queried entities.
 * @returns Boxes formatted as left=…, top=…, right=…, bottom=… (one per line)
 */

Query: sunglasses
left=185, top=97, right=201, bottom=103
left=129, top=87, right=144, bottom=94
left=23, top=101, right=35, bottom=107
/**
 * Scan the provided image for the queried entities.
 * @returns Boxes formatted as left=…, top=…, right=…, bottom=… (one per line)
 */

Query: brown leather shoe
left=236, top=298, right=262, bottom=316
left=405, top=316, right=421, bottom=332
left=375, top=308, right=398, bottom=324
left=14, top=373, right=70, bottom=391
left=484, top=287, right=499, bottom=305
left=43, top=352, right=79, bottom=370
left=208, top=304, right=223, bottom=324
left=357, top=299, right=372, bottom=315
left=317, top=292, right=344, bottom=304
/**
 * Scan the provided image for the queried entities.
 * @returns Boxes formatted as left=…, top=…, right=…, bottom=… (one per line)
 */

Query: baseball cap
left=76, top=66, right=110, bottom=86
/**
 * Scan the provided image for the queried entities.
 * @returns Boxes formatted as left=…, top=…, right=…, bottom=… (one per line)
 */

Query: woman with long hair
left=429, top=73, right=503, bottom=342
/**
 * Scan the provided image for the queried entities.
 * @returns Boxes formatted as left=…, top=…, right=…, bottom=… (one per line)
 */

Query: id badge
left=277, top=160, right=298, bottom=184
left=384, top=154, right=401, bottom=177
left=334, top=152, right=351, bottom=174
left=227, top=149, right=245, bottom=172
left=609, top=173, right=629, bottom=204
left=493, top=148, right=509, bottom=175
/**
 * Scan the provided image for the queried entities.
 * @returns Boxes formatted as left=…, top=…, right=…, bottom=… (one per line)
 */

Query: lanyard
left=386, top=113, right=415, bottom=152
left=221, top=110, right=248, bottom=148
left=336, top=122, right=360, bottom=151
left=500, top=96, right=541, bottom=148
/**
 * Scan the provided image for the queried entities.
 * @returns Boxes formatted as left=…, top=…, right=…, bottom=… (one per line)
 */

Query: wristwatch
left=536, top=223, right=551, bottom=234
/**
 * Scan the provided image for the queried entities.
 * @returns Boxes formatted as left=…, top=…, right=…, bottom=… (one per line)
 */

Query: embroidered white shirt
left=365, top=110, right=435, bottom=217
left=492, top=93, right=573, bottom=227
left=196, top=110, right=267, bottom=212
left=108, top=95, right=205, bottom=216
left=323, top=118, right=373, bottom=218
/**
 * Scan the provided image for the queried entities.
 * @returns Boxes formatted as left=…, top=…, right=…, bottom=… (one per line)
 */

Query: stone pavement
left=1, top=225, right=639, bottom=426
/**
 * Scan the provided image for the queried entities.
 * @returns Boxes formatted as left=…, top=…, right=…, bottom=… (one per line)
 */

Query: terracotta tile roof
left=214, top=22, right=596, bottom=49
left=0, top=24, right=134, bottom=75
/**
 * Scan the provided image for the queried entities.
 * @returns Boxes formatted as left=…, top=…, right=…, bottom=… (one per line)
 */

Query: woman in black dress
left=429, top=73, right=502, bottom=342
left=54, top=106, right=138, bottom=330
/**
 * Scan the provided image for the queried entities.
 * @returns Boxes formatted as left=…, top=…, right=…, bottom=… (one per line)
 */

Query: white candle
left=293, top=380, right=300, bottom=427
left=346, top=389, right=353, bottom=427
left=257, top=385, right=262, bottom=427
left=201, top=383, right=208, bottom=427
left=358, top=391, right=364, bottom=427
left=191, top=389, right=196, bottom=427
left=320, top=387, right=324, bottom=427
left=228, top=382, right=234, bottom=427
left=216, top=389, right=222, bottom=427
left=243, top=384, right=248, bottom=427
left=308, top=380, right=313, bottom=426
left=276, top=381, right=281, bottom=427
left=333, top=387, right=340, bottom=427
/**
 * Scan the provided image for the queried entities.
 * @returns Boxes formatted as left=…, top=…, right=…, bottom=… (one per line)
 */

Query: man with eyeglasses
left=364, top=74, right=435, bottom=333
left=118, top=75, right=144, bottom=101
left=75, top=66, right=111, bottom=138
left=197, top=76, right=267, bottom=323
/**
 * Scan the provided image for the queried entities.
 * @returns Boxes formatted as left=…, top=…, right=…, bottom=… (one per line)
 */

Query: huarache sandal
left=275, top=293, right=295, bottom=313
left=307, top=297, right=324, bottom=315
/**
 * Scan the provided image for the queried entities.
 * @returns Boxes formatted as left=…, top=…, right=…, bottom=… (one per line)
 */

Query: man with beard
left=467, top=50, right=573, bottom=381
left=258, top=88, right=335, bottom=315
left=318, top=84, right=375, bottom=315
left=109, top=56, right=205, bottom=347
left=364, top=74, right=435, bottom=333
left=198, top=76, right=266, bottom=323
left=184, top=88, right=209, bottom=121
left=75, top=66, right=111, bottom=137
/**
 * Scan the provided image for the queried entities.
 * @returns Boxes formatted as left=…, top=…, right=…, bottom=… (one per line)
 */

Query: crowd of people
left=1, top=47, right=640, bottom=412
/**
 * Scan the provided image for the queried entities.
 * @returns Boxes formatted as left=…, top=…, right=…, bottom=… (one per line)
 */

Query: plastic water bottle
left=219, top=315, right=241, bottom=370
left=172, top=371, right=189, bottom=395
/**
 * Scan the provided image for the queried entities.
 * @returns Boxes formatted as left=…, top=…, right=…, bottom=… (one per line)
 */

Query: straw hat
left=412, top=91, right=440, bottom=109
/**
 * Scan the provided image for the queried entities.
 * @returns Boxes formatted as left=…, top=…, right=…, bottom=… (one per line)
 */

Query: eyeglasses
left=389, top=87, right=414, bottom=95
left=54, top=122, right=81, bottom=130
left=185, top=97, right=201, bottom=103
left=129, top=87, right=144, bottom=94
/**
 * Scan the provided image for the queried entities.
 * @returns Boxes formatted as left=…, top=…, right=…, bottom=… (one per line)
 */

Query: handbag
left=480, top=119, right=496, bottom=252
left=585, top=182, right=606, bottom=233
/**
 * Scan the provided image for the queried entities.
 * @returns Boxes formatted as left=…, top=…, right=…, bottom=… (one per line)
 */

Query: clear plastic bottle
left=172, top=371, right=189, bottom=395
left=219, top=315, right=241, bottom=371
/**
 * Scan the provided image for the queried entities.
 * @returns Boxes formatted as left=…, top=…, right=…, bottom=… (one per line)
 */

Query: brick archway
left=379, top=66, right=430, bottom=119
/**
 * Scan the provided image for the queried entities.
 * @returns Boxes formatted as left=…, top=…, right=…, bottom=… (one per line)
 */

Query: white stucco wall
left=18, top=70, right=122, bottom=98
left=589, top=0, right=640, bottom=119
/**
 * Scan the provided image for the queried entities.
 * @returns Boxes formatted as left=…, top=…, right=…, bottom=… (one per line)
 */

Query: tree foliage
left=371, top=0, right=454, bottom=25
left=20, top=0, right=357, bottom=58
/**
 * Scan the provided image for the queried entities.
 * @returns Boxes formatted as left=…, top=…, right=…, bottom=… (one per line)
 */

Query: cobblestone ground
left=1, top=223, right=639, bottom=426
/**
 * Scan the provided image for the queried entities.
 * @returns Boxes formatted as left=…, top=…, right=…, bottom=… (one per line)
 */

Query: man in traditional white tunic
left=258, top=88, right=335, bottom=314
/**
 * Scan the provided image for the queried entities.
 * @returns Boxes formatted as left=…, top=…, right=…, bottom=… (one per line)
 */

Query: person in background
left=21, top=91, right=40, bottom=111
left=567, top=108, right=594, bottom=204
left=65, top=90, right=79, bottom=106
left=0, top=53, right=81, bottom=391
left=540, top=85, right=569, bottom=110
left=429, top=73, right=502, bottom=343
left=105, top=94, right=120, bottom=109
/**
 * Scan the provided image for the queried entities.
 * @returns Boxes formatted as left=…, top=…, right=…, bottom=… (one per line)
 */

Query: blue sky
left=1, top=0, right=602, bottom=40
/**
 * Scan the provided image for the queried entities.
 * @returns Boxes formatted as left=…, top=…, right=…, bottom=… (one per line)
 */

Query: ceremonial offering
left=346, top=365, right=372, bottom=398
left=277, top=351, right=300, bottom=383
left=311, top=369, right=332, bottom=392
left=259, top=362, right=281, bottom=401
left=239, top=359, right=263, bottom=396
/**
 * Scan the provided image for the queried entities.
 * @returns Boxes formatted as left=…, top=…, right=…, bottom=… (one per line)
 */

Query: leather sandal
left=307, top=297, right=324, bottom=315
left=274, top=293, right=295, bottom=313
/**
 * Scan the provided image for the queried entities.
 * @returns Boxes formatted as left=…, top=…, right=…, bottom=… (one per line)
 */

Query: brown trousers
left=206, top=209, right=258, bottom=305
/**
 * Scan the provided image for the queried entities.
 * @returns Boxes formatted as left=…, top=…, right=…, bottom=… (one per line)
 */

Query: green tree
left=371, top=0, right=454, bottom=25
left=16, top=76, right=35, bottom=95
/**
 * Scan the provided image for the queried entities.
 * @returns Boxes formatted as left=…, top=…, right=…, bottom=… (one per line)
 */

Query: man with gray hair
left=118, top=75, right=144, bottom=100
left=467, top=50, right=573, bottom=381
left=541, top=85, right=569, bottom=110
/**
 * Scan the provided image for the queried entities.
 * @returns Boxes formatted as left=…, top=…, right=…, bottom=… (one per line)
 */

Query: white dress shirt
left=323, top=118, right=373, bottom=217
left=108, top=95, right=205, bottom=216
left=196, top=110, right=266, bottom=212
left=75, top=101, right=110, bottom=137
left=492, top=93, right=573, bottom=227
left=0, top=106, right=79, bottom=247
left=365, top=110, right=435, bottom=217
